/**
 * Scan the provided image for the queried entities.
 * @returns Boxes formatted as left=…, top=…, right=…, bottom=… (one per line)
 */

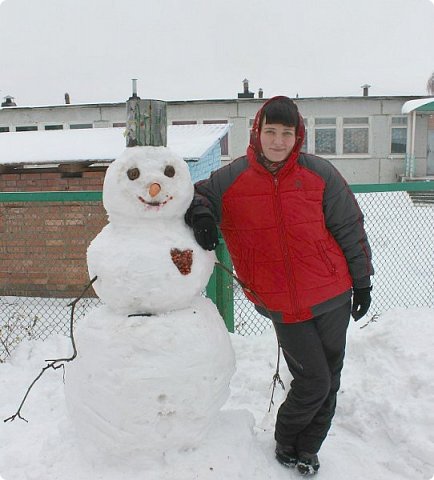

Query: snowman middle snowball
left=87, top=146, right=216, bottom=315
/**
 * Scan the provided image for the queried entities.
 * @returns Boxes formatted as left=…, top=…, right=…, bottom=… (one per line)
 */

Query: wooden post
left=125, top=82, right=167, bottom=147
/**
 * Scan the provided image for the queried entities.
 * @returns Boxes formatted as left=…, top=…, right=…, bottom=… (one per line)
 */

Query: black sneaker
left=275, top=443, right=298, bottom=468
left=297, top=451, right=320, bottom=475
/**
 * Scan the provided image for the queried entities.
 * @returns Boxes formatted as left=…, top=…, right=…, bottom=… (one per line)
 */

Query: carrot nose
left=149, top=183, right=161, bottom=197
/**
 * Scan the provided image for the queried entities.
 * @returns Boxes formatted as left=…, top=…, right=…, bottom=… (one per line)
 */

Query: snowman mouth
left=138, top=196, right=173, bottom=207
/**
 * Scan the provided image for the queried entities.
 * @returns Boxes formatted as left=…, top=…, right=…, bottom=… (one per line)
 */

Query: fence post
left=206, top=239, right=234, bottom=333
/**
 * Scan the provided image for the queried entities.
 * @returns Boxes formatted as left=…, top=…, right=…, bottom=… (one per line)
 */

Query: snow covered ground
left=1, top=306, right=433, bottom=480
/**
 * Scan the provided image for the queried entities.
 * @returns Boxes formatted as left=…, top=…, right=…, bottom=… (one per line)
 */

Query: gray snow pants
left=272, top=300, right=351, bottom=454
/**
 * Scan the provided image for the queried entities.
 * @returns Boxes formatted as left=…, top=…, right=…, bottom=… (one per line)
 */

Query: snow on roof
left=168, top=123, right=230, bottom=161
left=401, top=98, right=434, bottom=114
left=0, top=124, right=230, bottom=166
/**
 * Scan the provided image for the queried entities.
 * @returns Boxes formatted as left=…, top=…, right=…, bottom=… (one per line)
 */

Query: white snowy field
left=1, top=306, right=433, bottom=480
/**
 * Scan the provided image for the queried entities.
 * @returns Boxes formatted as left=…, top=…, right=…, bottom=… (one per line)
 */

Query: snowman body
left=87, top=219, right=214, bottom=314
left=65, top=146, right=235, bottom=466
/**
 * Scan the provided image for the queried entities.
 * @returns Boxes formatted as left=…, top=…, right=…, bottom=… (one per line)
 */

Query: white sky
left=0, top=0, right=433, bottom=106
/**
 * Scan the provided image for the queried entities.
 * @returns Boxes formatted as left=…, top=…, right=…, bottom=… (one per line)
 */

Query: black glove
left=192, top=215, right=219, bottom=251
left=351, top=286, right=372, bottom=321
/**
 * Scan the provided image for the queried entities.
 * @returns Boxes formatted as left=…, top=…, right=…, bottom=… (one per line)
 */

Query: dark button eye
left=127, top=167, right=140, bottom=180
left=164, top=165, right=175, bottom=178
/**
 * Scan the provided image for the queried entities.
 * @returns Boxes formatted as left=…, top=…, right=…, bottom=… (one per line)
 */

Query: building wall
left=186, top=143, right=222, bottom=183
left=0, top=199, right=107, bottom=297
left=0, top=170, right=107, bottom=297
left=0, top=169, right=106, bottom=192
left=0, top=96, right=429, bottom=183
left=0, top=104, right=126, bottom=131
left=297, top=98, right=428, bottom=182
left=166, top=97, right=429, bottom=183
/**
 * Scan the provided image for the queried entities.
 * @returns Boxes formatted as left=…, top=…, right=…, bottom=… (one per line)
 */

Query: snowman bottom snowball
left=64, top=296, right=236, bottom=466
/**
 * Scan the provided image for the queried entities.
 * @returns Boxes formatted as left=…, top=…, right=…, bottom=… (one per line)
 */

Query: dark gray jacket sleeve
left=185, top=157, right=248, bottom=226
left=323, top=166, right=373, bottom=288
left=301, top=154, right=374, bottom=288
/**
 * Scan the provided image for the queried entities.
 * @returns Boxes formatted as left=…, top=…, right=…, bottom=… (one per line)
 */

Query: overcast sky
left=0, top=0, right=433, bottom=106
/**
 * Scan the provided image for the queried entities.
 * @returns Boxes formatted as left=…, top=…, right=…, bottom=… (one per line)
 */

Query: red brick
left=40, top=172, right=60, bottom=180
left=25, top=173, right=42, bottom=180
left=1, top=173, right=20, bottom=180
left=0, top=175, right=108, bottom=296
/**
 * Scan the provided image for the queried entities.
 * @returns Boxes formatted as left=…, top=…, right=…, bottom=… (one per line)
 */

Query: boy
left=186, top=96, right=373, bottom=475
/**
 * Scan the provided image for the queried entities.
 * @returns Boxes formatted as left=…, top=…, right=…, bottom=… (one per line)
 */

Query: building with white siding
left=1, top=95, right=433, bottom=184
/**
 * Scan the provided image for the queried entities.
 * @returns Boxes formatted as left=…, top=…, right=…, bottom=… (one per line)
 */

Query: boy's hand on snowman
left=192, top=215, right=219, bottom=251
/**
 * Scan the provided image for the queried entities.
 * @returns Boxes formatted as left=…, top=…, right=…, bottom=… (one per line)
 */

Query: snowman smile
left=138, top=196, right=173, bottom=207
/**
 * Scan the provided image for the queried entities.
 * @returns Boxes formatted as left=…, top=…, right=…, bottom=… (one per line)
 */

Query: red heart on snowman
left=170, top=248, right=193, bottom=275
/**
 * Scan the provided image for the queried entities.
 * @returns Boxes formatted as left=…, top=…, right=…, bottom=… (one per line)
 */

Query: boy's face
left=260, top=120, right=296, bottom=163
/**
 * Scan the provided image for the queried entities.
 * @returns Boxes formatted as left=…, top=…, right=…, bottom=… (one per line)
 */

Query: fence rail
left=1, top=182, right=434, bottom=360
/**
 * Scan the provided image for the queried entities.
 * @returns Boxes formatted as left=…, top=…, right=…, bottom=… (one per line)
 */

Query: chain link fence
left=1, top=184, right=434, bottom=360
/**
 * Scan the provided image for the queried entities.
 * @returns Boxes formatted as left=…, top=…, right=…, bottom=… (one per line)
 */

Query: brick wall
left=0, top=169, right=106, bottom=192
left=0, top=168, right=108, bottom=297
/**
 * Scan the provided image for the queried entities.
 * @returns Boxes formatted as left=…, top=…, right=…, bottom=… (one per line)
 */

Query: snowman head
left=103, top=146, right=194, bottom=224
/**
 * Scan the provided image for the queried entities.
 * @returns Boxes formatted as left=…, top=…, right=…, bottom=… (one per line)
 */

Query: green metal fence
left=1, top=183, right=434, bottom=361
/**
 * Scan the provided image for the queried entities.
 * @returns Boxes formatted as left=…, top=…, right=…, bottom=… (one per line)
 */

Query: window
left=70, top=123, right=93, bottom=129
left=302, top=118, right=308, bottom=152
left=113, top=122, right=126, bottom=128
left=343, top=117, right=369, bottom=154
left=172, top=120, right=197, bottom=125
left=203, top=120, right=229, bottom=156
left=0, top=126, right=9, bottom=133
left=45, top=125, right=63, bottom=130
left=315, top=118, right=336, bottom=155
left=16, top=126, right=38, bottom=132
left=391, top=117, right=407, bottom=154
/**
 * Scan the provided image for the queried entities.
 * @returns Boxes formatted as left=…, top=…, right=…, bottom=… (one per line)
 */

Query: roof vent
left=361, top=84, right=371, bottom=97
left=1, top=95, right=17, bottom=107
left=238, top=79, right=254, bottom=99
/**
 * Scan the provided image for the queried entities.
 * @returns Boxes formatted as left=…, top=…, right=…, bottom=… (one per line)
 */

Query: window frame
left=302, top=117, right=309, bottom=153
left=342, top=117, right=370, bottom=155
left=70, top=123, right=93, bottom=130
left=15, top=125, right=38, bottom=132
left=171, top=120, right=198, bottom=125
left=390, top=116, right=408, bottom=155
left=314, top=117, right=337, bottom=155
left=44, top=124, right=64, bottom=131
left=310, top=116, right=372, bottom=158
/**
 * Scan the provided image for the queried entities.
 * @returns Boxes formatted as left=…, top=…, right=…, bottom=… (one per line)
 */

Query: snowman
left=64, top=146, right=236, bottom=467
